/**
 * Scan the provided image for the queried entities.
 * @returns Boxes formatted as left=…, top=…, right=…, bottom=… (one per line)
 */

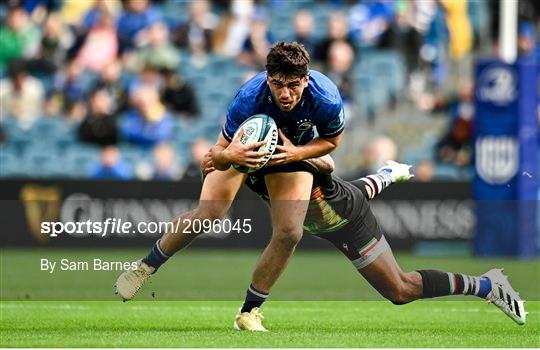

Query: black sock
left=418, top=270, right=492, bottom=299
left=240, top=284, right=269, bottom=313
left=142, top=239, right=170, bottom=271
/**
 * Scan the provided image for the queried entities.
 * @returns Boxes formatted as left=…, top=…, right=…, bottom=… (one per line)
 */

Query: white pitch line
left=0, top=303, right=507, bottom=314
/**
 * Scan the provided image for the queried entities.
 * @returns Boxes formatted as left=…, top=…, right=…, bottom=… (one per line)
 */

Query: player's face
left=267, top=74, right=309, bottom=112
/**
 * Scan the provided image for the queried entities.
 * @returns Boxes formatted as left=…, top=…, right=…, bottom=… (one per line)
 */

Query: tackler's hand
left=377, top=160, right=414, bottom=184
left=200, top=150, right=215, bottom=180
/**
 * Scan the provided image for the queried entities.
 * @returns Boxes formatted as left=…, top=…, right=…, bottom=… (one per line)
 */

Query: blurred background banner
left=1, top=179, right=471, bottom=250
left=473, top=58, right=538, bottom=258
left=0, top=0, right=538, bottom=257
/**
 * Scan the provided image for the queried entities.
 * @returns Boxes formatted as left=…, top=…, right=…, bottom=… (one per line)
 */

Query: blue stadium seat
left=2, top=118, right=33, bottom=154
left=401, top=150, right=424, bottom=166
left=64, top=144, right=101, bottom=177
left=433, top=163, right=460, bottom=180
left=311, top=3, right=334, bottom=37
left=459, top=166, right=474, bottom=180
left=117, top=143, right=151, bottom=168
left=223, top=64, right=249, bottom=80
left=369, top=50, right=406, bottom=93
left=421, top=133, right=439, bottom=150
left=29, top=117, right=69, bottom=138
left=171, top=118, right=203, bottom=149
left=354, top=73, right=379, bottom=118
left=207, top=55, right=234, bottom=74
left=202, top=125, right=222, bottom=141
left=162, top=0, right=189, bottom=23
left=0, top=147, right=23, bottom=177
left=23, top=149, right=61, bottom=177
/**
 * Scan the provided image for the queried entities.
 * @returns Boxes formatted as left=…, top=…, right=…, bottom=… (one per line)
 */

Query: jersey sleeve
left=222, top=92, right=253, bottom=142
left=314, top=101, right=345, bottom=138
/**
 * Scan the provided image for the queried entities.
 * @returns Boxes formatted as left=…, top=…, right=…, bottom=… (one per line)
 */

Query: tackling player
left=201, top=155, right=527, bottom=330
left=115, top=42, right=346, bottom=322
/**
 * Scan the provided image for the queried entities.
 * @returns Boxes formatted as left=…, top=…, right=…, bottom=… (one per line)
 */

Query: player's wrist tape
left=361, top=174, right=391, bottom=199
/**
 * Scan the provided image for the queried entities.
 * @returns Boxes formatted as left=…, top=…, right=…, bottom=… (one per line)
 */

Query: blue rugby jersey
left=222, top=70, right=345, bottom=145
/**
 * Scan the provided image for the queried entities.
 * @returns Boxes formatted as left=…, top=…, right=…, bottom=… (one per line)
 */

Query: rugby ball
left=232, top=114, right=278, bottom=173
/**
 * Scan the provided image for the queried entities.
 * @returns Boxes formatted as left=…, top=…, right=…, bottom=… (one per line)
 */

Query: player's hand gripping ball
left=232, top=114, right=279, bottom=173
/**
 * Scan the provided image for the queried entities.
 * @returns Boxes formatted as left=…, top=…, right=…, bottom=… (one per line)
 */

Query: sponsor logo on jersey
left=298, top=121, right=314, bottom=131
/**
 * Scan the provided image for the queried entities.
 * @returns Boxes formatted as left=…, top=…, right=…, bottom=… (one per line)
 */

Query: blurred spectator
left=78, top=88, right=118, bottom=147
left=22, top=0, right=61, bottom=23
left=89, top=145, right=132, bottom=179
left=213, top=0, right=254, bottom=57
left=50, top=59, right=87, bottom=120
left=414, top=160, right=435, bottom=182
left=0, top=60, right=45, bottom=129
left=151, top=143, right=183, bottom=180
left=518, top=22, right=537, bottom=59
left=66, top=0, right=119, bottom=61
left=127, top=64, right=163, bottom=96
left=291, top=10, right=315, bottom=56
left=417, top=4, right=448, bottom=89
left=129, top=22, right=180, bottom=71
left=434, top=80, right=474, bottom=167
left=60, top=0, right=95, bottom=26
left=183, top=138, right=213, bottom=179
left=0, top=124, right=5, bottom=144
left=392, top=0, right=436, bottom=75
left=173, top=0, right=218, bottom=54
left=0, top=0, right=516, bottom=181
left=94, top=60, right=128, bottom=114
left=325, top=40, right=355, bottom=106
left=362, top=135, right=398, bottom=173
left=76, top=10, right=118, bottom=72
left=161, top=68, right=200, bottom=117
left=117, top=0, right=162, bottom=52
left=136, top=143, right=184, bottom=180
left=0, top=5, right=40, bottom=71
left=119, top=84, right=173, bottom=148
left=26, top=12, right=73, bottom=77
left=80, top=0, right=121, bottom=33
left=237, top=13, right=274, bottom=69
left=348, top=0, right=395, bottom=48
left=439, top=0, right=473, bottom=91
left=314, top=12, right=356, bottom=63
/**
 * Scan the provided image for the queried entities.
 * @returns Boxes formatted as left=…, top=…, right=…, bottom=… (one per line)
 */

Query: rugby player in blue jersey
left=115, top=42, right=347, bottom=322
left=116, top=41, right=525, bottom=330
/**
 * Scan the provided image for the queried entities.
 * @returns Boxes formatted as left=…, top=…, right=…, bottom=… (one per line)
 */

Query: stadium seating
left=63, top=144, right=101, bottom=178
left=0, top=1, right=475, bottom=181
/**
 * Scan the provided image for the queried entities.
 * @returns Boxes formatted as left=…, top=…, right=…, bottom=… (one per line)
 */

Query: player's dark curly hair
left=266, top=42, right=310, bottom=78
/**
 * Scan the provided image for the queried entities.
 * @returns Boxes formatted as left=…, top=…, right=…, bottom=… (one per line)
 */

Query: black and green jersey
left=245, top=163, right=378, bottom=235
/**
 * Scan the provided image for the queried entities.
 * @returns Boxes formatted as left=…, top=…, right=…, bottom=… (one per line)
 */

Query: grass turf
left=1, top=301, right=539, bottom=347
left=1, top=248, right=539, bottom=347
left=2, top=248, right=539, bottom=301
